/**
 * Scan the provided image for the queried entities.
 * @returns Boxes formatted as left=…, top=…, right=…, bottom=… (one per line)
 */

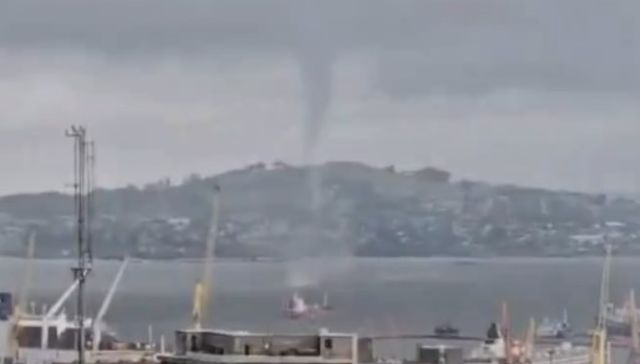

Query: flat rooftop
left=159, top=353, right=354, bottom=364
left=177, top=329, right=356, bottom=338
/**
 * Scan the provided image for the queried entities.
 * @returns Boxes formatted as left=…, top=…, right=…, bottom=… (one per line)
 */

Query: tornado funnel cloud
left=297, top=42, right=334, bottom=212
left=286, top=10, right=344, bottom=289
left=299, top=51, right=333, bottom=163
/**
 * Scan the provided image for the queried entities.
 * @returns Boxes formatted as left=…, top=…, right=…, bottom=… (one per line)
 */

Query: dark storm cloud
left=2, top=0, right=638, bottom=96
left=1, top=0, right=639, bottom=194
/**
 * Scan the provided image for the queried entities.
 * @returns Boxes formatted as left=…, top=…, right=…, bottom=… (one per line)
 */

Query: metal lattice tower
left=66, top=126, right=94, bottom=364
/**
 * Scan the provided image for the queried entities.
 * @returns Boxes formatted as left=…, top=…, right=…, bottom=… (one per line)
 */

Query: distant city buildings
left=0, top=162, right=640, bottom=259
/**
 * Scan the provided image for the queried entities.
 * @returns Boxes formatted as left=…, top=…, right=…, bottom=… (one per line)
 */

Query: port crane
left=192, top=185, right=221, bottom=330
left=590, top=244, right=612, bottom=364
left=497, top=301, right=538, bottom=364
left=508, top=317, right=537, bottom=364
left=93, top=258, right=129, bottom=351
left=627, top=289, right=640, bottom=364
left=501, top=301, right=513, bottom=364
left=6, top=231, right=36, bottom=360
left=524, top=317, right=536, bottom=361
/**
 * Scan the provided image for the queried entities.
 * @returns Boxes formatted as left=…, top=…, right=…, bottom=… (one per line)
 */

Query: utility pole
left=66, top=126, right=94, bottom=364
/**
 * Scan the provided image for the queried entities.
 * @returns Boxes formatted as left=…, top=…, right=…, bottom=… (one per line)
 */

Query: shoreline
left=0, top=253, right=632, bottom=264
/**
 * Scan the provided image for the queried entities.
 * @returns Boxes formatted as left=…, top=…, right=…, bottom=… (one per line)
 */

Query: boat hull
left=607, top=321, right=631, bottom=336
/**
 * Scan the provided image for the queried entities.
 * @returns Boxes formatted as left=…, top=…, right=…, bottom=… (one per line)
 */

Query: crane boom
left=42, top=278, right=80, bottom=349
left=500, top=301, right=512, bottom=364
left=45, top=280, right=80, bottom=321
left=597, top=244, right=612, bottom=328
left=630, top=289, right=639, bottom=353
left=192, top=185, right=220, bottom=329
left=93, top=258, right=129, bottom=351
left=191, top=281, right=204, bottom=330
left=19, top=232, right=36, bottom=313
left=524, top=317, right=536, bottom=360
left=7, top=231, right=37, bottom=359
left=591, top=244, right=612, bottom=364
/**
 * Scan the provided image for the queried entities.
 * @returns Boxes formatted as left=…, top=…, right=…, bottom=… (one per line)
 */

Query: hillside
left=0, top=161, right=637, bottom=259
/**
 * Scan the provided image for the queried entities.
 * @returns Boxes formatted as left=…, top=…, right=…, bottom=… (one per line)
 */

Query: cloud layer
left=0, top=0, right=638, bottom=194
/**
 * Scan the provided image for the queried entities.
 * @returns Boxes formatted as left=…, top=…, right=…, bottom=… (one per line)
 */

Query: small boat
left=283, top=292, right=333, bottom=320
left=284, top=292, right=308, bottom=319
left=536, top=309, right=571, bottom=339
left=434, top=322, right=460, bottom=337
left=604, top=301, right=639, bottom=336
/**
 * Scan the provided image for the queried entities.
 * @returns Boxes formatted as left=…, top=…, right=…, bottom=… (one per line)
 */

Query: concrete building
left=414, top=345, right=463, bottom=364
left=158, top=329, right=359, bottom=364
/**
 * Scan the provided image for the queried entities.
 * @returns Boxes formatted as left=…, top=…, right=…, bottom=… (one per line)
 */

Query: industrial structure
left=158, top=329, right=359, bottom=364
left=0, top=127, right=154, bottom=364
left=0, top=127, right=626, bottom=364
left=590, top=245, right=612, bottom=364
left=192, top=184, right=221, bottom=331
left=627, top=290, right=639, bottom=364
left=66, top=125, right=94, bottom=364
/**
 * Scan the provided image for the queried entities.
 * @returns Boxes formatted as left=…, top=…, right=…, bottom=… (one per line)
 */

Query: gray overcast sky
left=0, top=0, right=639, bottom=194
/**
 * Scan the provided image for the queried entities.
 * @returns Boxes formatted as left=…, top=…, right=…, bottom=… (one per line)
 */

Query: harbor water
left=0, top=256, right=637, bottom=361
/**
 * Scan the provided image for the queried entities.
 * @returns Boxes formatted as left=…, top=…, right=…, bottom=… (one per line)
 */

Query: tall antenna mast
left=66, top=126, right=94, bottom=364
left=87, top=141, right=96, bottom=263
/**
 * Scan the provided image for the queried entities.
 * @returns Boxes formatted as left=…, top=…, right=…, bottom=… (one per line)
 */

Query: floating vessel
left=285, top=292, right=308, bottom=319
left=467, top=322, right=506, bottom=363
left=604, top=299, right=638, bottom=337
left=536, top=310, right=571, bottom=339
left=467, top=322, right=588, bottom=364
left=626, top=289, right=640, bottom=364
left=471, top=246, right=612, bottom=364
left=467, top=299, right=592, bottom=364
left=598, top=244, right=638, bottom=337
left=284, top=292, right=333, bottom=320
left=434, top=322, right=460, bottom=337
